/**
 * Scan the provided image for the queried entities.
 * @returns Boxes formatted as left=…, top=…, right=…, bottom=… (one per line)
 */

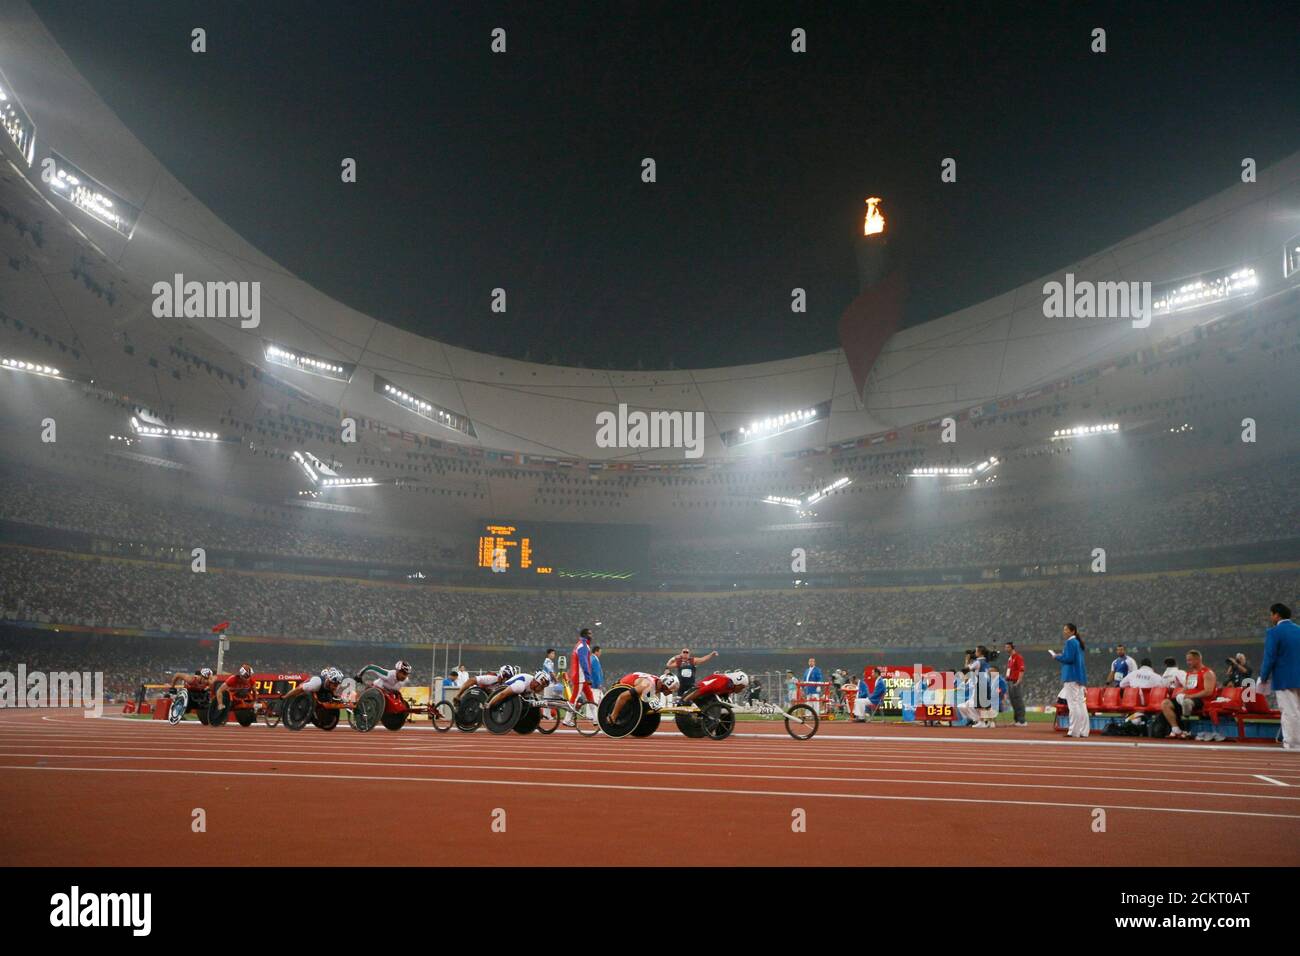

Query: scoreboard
left=474, top=519, right=649, bottom=578
left=477, top=524, right=550, bottom=574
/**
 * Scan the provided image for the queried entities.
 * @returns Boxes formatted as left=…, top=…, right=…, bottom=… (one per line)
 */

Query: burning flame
left=863, top=197, right=885, bottom=237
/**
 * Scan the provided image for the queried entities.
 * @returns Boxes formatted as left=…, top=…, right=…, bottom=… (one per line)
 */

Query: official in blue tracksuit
left=802, top=658, right=824, bottom=704
left=590, top=644, right=604, bottom=702
left=1260, top=603, right=1300, bottom=751
left=1049, top=623, right=1089, bottom=737
left=854, top=668, right=887, bottom=720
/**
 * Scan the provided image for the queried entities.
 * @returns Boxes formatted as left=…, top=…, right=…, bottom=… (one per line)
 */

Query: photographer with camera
left=1224, top=653, right=1252, bottom=687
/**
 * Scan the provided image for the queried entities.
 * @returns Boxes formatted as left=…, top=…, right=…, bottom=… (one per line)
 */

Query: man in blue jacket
left=1049, top=623, right=1089, bottom=738
left=1259, top=603, right=1300, bottom=752
left=802, top=657, right=825, bottom=707
left=590, top=644, right=605, bottom=702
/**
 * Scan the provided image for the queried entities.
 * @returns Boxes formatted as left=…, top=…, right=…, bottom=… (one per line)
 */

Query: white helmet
left=498, top=664, right=516, bottom=680
left=729, top=671, right=750, bottom=690
left=395, top=660, right=412, bottom=674
left=199, top=667, right=213, bottom=678
left=323, top=667, right=344, bottom=684
left=534, top=670, right=549, bottom=686
left=660, top=673, right=680, bottom=692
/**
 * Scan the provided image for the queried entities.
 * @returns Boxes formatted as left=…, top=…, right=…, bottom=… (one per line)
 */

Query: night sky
left=32, top=1, right=1300, bottom=369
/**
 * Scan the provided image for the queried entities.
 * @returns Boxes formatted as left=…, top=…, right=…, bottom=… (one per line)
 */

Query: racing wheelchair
left=597, top=684, right=819, bottom=740
left=481, top=690, right=600, bottom=736
left=351, top=684, right=454, bottom=732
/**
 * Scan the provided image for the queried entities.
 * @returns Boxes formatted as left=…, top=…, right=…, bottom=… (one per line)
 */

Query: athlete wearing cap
left=607, top=671, right=679, bottom=723
left=357, top=660, right=413, bottom=694
left=214, top=663, right=258, bottom=710
left=486, top=670, right=550, bottom=710
left=679, top=670, right=748, bottom=705
left=453, top=664, right=517, bottom=703
left=286, top=667, right=346, bottom=703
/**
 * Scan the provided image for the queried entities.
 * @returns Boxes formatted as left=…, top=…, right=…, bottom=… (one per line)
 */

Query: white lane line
left=1256, top=775, right=1289, bottom=787
left=0, top=743, right=1291, bottom=788
left=4, top=763, right=1299, bottom=821
left=4, top=750, right=1299, bottom=802
left=39, top=713, right=1282, bottom=753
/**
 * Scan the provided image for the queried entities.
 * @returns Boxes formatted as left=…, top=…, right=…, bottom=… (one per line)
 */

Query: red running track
left=1, top=709, right=1297, bottom=866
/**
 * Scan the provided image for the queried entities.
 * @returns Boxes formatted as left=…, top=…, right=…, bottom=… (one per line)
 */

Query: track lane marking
left=4, top=763, right=1299, bottom=820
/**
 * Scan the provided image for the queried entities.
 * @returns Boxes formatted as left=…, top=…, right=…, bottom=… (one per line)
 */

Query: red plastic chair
left=1085, top=686, right=1103, bottom=709
left=1142, top=686, right=1168, bottom=711
left=1119, top=686, right=1141, bottom=711
left=1099, top=687, right=1122, bottom=710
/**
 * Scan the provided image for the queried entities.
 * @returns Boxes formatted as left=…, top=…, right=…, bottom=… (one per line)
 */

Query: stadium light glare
left=321, top=476, right=378, bottom=488
left=129, top=418, right=222, bottom=442
left=1151, top=267, right=1257, bottom=316
left=762, top=495, right=802, bottom=507
left=43, top=150, right=138, bottom=237
left=805, top=476, right=851, bottom=505
left=1, top=356, right=61, bottom=377
left=0, top=77, right=36, bottom=167
left=265, top=344, right=353, bottom=382
left=909, top=466, right=974, bottom=477
left=1051, top=423, right=1120, bottom=441
left=374, top=375, right=475, bottom=436
left=723, top=400, right=830, bottom=447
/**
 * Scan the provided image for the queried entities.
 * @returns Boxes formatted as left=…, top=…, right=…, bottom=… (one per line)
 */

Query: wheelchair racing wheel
left=167, top=689, right=188, bottom=725
left=513, top=704, right=542, bottom=734
left=282, top=693, right=314, bottom=731
left=235, top=709, right=256, bottom=727
left=783, top=703, right=820, bottom=740
left=534, top=701, right=561, bottom=734
left=354, top=687, right=385, bottom=732
left=431, top=700, right=455, bottom=732
left=484, top=693, right=524, bottom=734
left=314, top=706, right=340, bottom=731
left=700, top=701, right=735, bottom=740
left=261, top=700, right=282, bottom=728
left=455, top=687, right=487, bottom=732
left=207, top=698, right=231, bottom=727
left=596, top=685, right=643, bottom=739
left=630, top=710, right=661, bottom=737
left=381, top=710, right=408, bottom=731
left=675, top=712, right=706, bottom=738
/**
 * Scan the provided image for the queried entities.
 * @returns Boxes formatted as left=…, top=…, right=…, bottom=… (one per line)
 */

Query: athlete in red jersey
left=169, top=668, right=214, bottom=695
left=214, top=664, right=258, bottom=710
left=1161, top=650, right=1217, bottom=738
left=608, top=671, right=679, bottom=723
left=166, top=667, right=215, bottom=718
left=680, top=670, right=749, bottom=705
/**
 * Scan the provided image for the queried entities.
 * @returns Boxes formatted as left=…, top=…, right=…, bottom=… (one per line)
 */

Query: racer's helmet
left=324, top=667, right=344, bottom=684
left=534, top=670, right=549, bottom=686
left=498, top=664, right=516, bottom=680
left=394, top=660, right=412, bottom=675
left=199, top=667, right=214, bottom=678
left=660, top=673, right=680, bottom=692
left=237, top=664, right=253, bottom=678
left=729, top=670, right=750, bottom=690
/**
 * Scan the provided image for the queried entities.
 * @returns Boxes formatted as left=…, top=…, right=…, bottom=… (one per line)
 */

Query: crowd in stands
left=0, top=464, right=455, bottom=565
left=3, top=457, right=1294, bottom=578
left=1, top=545, right=1291, bottom=651
left=651, top=468, right=1299, bottom=574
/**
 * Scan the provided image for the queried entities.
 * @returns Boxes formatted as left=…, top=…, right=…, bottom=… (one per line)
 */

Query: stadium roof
left=1, top=0, right=1298, bottom=463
